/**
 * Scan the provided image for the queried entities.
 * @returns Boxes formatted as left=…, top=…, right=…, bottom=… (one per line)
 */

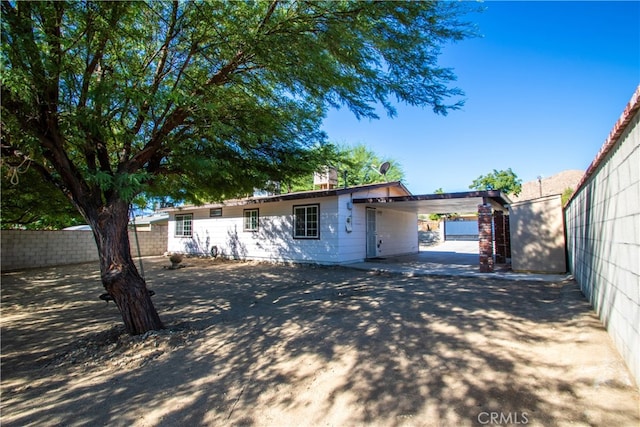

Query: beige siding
left=509, top=195, right=567, bottom=273
left=1, top=226, right=167, bottom=271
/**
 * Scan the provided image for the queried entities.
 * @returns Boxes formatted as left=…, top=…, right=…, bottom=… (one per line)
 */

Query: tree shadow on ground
left=2, top=258, right=638, bottom=426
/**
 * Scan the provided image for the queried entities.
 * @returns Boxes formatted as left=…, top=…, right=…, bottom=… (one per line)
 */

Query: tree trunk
left=90, top=200, right=164, bottom=335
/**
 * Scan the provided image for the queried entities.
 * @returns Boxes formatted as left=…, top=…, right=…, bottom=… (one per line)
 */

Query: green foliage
left=429, top=188, right=446, bottom=220
left=561, top=187, right=575, bottom=205
left=469, top=168, right=523, bottom=196
left=336, top=143, right=405, bottom=186
left=1, top=165, right=84, bottom=229
left=288, top=143, right=405, bottom=191
left=1, top=0, right=476, bottom=221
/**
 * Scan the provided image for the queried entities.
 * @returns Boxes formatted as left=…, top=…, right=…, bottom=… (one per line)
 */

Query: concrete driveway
left=350, top=240, right=568, bottom=281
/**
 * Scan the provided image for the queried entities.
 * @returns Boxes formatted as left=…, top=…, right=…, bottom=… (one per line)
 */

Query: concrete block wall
left=564, top=88, right=640, bottom=386
left=1, top=225, right=167, bottom=271
left=130, top=225, right=168, bottom=258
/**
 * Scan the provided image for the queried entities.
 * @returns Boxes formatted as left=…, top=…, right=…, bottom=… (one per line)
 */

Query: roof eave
left=160, top=181, right=409, bottom=212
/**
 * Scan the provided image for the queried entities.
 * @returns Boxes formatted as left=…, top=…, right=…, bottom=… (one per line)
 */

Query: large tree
left=1, top=1, right=475, bottom=335
left=469, top=168, right=523, bottom=196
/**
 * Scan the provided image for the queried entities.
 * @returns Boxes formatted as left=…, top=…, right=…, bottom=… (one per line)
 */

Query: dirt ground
left=1, top=256, right=638, bottom=427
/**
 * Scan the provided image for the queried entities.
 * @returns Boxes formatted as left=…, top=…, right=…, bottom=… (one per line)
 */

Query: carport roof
left=352, top=190, right=512, bottom=214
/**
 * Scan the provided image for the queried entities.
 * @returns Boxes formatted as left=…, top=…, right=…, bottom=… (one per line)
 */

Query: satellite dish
left=367, top=161, right=392, bottom=183
left=378, top=161, right=391, bottom=177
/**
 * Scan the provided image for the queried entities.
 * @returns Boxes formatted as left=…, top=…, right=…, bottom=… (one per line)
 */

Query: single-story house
left=164, top=181, right=514, bottom=270
left=164, top=181, right=419, bottom=264
left=129, top=212, right=169, bottom=231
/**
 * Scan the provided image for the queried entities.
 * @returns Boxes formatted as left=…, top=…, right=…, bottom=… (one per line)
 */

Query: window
left=209, top=208, right=222, bottom=217
left=294, top=204, right=319, bottom=238
left=175, top=214, right=193, bottom=237
left=243, top=209, right=259, bottom=231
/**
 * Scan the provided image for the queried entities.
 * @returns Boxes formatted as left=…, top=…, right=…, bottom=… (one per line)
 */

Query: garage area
left=353, top=189, right=569, bottom=276
left=353, top=190, right=512, bottom=273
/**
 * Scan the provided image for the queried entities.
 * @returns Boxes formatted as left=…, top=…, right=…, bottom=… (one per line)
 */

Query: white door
left=366, top=208, right=377, bottom=258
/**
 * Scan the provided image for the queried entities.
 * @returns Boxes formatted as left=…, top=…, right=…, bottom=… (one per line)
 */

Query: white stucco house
left=164, top=181, right=418, bottom=264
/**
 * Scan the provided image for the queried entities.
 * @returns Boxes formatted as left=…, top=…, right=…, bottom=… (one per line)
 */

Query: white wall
left=338, top=185, right=418, bottom=261
left=374, top=208, right=419, bottom=257
left=168, top=197, right=342, bottom=264
left=336, top=194, right=366, bottom=262
left=444, top=220, right=479, bottom=240
left=167, top=186, right=419, bottom=265
left=565, top=95, right=640, bottom=386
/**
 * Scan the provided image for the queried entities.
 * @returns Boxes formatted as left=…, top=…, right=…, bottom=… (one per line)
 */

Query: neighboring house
left=62, top=224, right=92, bottom=231
left=62, top=212, right=169, bottom=232
left=129, top=212, right=169, bottom=231
left=164, top=181, right=418, bottom=264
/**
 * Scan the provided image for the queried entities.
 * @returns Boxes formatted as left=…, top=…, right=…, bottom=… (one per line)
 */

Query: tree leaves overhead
left=1, top=165, right=84, bottom=229
left=286, top=142, right=405, bottom=192
left=2, top=0, right=476, bottom=213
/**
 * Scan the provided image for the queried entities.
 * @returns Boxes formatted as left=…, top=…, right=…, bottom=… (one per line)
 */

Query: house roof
left=62, top=213, right=169, bottom=230
left=353, top=190, right=512, bottom=214
left=162, top=181, right=412, bottom=212
left=130, top=212, right=169, bottom=225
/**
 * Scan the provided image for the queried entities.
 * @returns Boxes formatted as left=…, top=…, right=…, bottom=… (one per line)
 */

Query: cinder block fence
left=565, top=87, right=640, bottom=386
left=1, top=226, right=167, bottom=271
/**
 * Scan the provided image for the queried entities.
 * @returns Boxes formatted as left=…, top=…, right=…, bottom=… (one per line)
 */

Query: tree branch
left=200, top=1, right=278, bottom=89
left=77, top=4, right=124, bottom=179
left=257, top=0, right=279, bottom=34
left=128, top=1, right=179, bottom=144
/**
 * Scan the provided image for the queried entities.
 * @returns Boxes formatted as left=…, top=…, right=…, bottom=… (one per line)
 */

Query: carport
left=353, top=190, right=512, bottom=272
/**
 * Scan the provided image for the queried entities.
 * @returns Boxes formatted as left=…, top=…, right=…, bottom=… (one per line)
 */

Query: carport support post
left=478, top=204, right=494, bottom=272
left=493, top=210, right=507, bottom=264
left=504, top=215, right=511, bottom=259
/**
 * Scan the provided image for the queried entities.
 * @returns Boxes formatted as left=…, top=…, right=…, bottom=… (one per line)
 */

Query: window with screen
left=293, top=204, right=319, bottom=238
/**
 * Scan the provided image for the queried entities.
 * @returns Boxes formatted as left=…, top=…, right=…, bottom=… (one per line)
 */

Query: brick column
left=504, top=215, right=511, bottom=259
left=478, top=204, right=494, bottom=272
left=493, top=210, right=506, bottom=264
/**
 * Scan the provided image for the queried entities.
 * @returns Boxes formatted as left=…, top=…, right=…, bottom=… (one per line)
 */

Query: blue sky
left=320, top=1, right=640, bottom=194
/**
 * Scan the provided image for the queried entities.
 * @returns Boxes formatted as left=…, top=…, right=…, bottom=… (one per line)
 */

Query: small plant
left=561, top=187, right=575, bottom=206
left=169, top=253, right=184, bottom=269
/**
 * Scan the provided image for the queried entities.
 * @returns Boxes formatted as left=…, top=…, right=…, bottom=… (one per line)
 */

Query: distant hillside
left=510, top=170, right=584, bottom=203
